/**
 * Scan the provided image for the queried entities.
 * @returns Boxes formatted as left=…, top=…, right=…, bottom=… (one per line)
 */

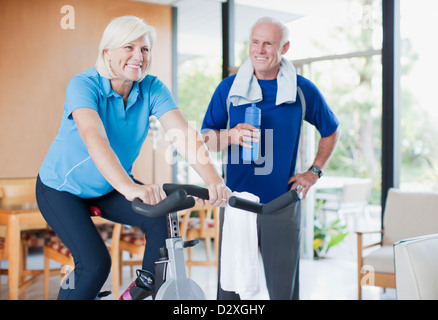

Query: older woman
left=36, top=16, right=230, bottom=300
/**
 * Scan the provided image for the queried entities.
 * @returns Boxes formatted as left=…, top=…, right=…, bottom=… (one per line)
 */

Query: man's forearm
left=202, top=122, right=259, bottom=152
left=202, top=129, right=231, bottom=152
left=311, top=128, right=340, bottom=170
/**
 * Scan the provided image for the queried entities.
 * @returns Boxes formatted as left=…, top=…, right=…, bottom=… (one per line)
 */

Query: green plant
left=313, top=218, right=349, bottom=259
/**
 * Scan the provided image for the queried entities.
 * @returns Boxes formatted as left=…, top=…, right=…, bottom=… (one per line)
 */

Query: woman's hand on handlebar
left=124, top=183, right=167, bottom=205
left=201, top=181, right=231, bottom=207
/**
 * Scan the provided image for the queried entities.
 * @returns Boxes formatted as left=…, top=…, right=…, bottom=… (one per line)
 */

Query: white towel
left=220, top=191, right=261, bottom=300
left=228, top=57, right=297, bottom=107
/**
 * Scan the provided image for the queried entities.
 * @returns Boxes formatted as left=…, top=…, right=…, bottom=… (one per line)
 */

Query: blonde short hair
left=95, top=16, right=157, bottom=81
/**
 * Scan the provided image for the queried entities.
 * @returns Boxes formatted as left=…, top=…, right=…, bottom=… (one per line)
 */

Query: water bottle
left=242, top=103, right=261, bottom=162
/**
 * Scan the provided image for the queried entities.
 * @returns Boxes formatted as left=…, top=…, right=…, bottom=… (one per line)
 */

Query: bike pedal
left=129, top=285, right=153, bottom=300
left=135, top=269, right=155, bottom=290
left=183, top=238, right=199, bottom=248
left=97, top=290, right=111, bottom=299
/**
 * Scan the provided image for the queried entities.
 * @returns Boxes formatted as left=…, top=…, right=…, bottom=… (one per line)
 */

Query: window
left=400, top=0, right=438, bottom=191
left=284, top=0, right=383, bottom=204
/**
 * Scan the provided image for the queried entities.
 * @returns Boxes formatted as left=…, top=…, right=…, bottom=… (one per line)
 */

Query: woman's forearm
left=159, top=109, right=231, bottom=206
left=73, top=108, right=137, bottom=195
left=202, top=129, right=231, bottom=152
left=160, top=110, right=222, bottom=185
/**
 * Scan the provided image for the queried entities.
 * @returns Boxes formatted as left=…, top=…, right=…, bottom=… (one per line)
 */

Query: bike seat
left=89, top=205, right=102, bottom=216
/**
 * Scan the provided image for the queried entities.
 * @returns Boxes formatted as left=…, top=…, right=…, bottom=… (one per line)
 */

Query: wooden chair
left=0, top=238, right=6, bottom=260
left=318, top=179, right=372, bottom=230
left=356, top=188, right=438, bottom=299
left=0, top=177, right=53, bottom=297
left=43, top=207, right=123, bottom=299
left=0, top=236, right=6, bottom=292
left=179, top=202, right=219, bottom=277
left=0, top=178, right=144, bottom=299
left=118, top=226, right=145, bottom=281
left=44, top=223, right=149, bottom=299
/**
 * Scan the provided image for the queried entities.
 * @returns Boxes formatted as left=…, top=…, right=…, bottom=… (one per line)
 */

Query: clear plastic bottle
left=242, top=103, right=261, bottom=162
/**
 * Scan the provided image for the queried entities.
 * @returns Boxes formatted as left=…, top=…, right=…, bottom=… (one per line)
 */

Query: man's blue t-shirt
left=39, top=67, right=178, bottom=198
left=202, top=74, right=339, bottom=203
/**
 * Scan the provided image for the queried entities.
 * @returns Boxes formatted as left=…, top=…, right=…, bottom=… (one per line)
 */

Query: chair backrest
left=201, top=203, right=219, bottom=220
left=0, top=177, right=37, bottom=200
left=394, top=233, right=438, bottom=300
left=340, top=179, right=372, bottom=206
left=179, top=202, right=219, bottom=236
left=383, top=188, right=438, bottom=246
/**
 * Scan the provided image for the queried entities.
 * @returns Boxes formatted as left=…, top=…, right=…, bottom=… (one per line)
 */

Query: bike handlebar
left=228, top=189, right=299, bottom=215
left=131, top=184, right=299, bottom=218
left=132, top=184, right=209, bottom=218
left=163, top=183, right=210, bottom=200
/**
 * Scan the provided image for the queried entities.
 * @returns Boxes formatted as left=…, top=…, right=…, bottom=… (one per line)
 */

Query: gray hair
left=95, top=16, right=157, bottom=81
left=250, top=16, right=290, bottom=48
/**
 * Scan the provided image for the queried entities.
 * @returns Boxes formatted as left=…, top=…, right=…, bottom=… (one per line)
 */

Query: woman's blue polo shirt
left=39, top=68, right=178, bottom=198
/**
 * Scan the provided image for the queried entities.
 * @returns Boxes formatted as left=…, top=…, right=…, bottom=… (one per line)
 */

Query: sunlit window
left=400, top=0, right=438, bottom=191
left=280, top=0, right=383, bottom=204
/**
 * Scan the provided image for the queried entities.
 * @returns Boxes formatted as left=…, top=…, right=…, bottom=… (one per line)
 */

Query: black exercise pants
left=35, top=175, right=167, bottom=300
left=217, top=200, right=301, bottom=300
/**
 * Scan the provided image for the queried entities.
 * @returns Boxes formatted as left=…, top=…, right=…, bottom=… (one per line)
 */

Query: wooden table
left=0, top=196, right=48, bottom=300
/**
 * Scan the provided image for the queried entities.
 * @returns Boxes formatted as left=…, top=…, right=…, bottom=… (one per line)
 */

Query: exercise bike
left=119, top=183, right=298, bottom=300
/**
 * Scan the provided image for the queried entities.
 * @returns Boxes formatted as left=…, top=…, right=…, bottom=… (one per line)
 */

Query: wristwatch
left=308, top=166, right=323, bottom=178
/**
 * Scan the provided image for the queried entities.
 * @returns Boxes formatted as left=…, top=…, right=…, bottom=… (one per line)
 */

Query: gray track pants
left=217, top=200, right=301, bottom=300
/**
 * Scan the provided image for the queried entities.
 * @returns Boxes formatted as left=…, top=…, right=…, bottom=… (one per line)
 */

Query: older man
left=202, top=17, right=340, bottom=300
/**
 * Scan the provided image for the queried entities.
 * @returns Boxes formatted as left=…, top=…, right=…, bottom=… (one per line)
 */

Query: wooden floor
left=0, top=209, right=395, bottom=300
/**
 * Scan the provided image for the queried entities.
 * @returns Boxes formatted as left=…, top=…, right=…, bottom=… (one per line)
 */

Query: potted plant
left=313, top=218, right=349, bottom=259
